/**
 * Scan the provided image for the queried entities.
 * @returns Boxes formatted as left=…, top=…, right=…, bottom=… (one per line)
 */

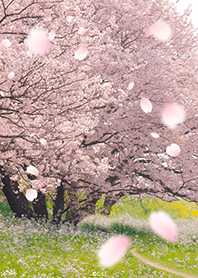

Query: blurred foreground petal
left=149, top=211, right=178, bottom=242
left=162, top=103, right=185, bottom=128
left=98, top=235, right=131, bottom=267
left=145, top=20, right=172, bottom=42
left=26, top=29, right=51, bottom=55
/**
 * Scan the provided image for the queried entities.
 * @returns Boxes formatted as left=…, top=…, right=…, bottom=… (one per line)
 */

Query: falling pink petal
left=49, top=29, right=56, bottom=41
left=74, top=46, right=88, bottom=61
left=26, top=165, right=39, bottom=176
left=66, top=15, right=73, bottom=22
left=78, top=27, right=86, bottom=35
left=27, top=50, right=33, bottom=58
left=151, top=132, right=159, bottom=139
left=166, top=143, right=180, bottom=157
left=40, top=138, right=47, bottom=146
left=140, top=97, right=152, bottom=113
left=30, top=133, right=35, bottom=137
left=2, top=39, right=11, bottom=48
left=128, top=82, right=134, bottom=90
left=149, top=211, right=178, bottom=242
left=8, top=72, right=15, bottom=79
left=26, top=29, right=52, bottom=55
left=162, top=103, right=185, bottom=128
left=97, top=235, right=131, bottom=267
left=145, top=20, right=172, bottom=42
left=26, top=188, right=38, bottom=201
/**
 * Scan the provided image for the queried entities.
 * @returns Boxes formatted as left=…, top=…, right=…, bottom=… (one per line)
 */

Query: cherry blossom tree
left=1, top=0, right=198, bottom=225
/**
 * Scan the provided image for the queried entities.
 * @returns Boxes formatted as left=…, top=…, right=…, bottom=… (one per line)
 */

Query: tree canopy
left=1, top=0, right=198, bottom=224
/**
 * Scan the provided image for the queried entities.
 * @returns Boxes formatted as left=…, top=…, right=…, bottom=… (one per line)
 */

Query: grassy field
left=0, top=197, right=198, bottom=277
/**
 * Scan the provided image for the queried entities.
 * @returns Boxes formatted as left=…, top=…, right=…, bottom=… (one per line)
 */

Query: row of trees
left=1, top=0, right=198, bottom=225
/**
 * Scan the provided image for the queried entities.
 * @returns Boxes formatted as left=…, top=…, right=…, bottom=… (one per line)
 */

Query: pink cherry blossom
left=149, top=211, right=178, bottom=242
left=2, top=39, right=11, bottom=48
left=78, top=27, right=86, bottom=35
left=145, top=20, right=172, bottom=42
left=27, top=50, right=33, bottom=58
left=97, top=235, right=131, bottom=267
left=166, top=143, right=180, bottom=157
left=26, top=188, right=38, bottom=201
left=162, top=103, right=185, bottom=128
left=151, top=132, right=159, bottom=138
left=49, top=29, right=56, bottom=41
left=26, top=29, right=51, bottom=55
left=8, top=72, right=15, bottom=79
left=66, top=15, right=73, bottom=22
left=74, top=46, right=88, bottom=61
left=40, top=138, right=47, bottom=146
left=140, top=97, right=152, bottom=113
left=26, top=165, right=39, bottom=176
left=128, top=82, right=134, bottom=90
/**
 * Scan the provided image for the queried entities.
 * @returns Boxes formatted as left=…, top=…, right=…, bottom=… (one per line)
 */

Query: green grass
left=0, top=196, right=198, bottom=277
left=0, top=197, right=12, bottom=219
left=0, top=211, right=198, bottom=277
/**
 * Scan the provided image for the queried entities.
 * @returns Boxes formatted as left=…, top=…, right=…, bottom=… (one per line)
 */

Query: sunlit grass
left=110, top=195, right=198, bottom=220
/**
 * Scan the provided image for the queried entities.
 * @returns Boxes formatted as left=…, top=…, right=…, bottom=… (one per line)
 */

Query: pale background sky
left=170, top=0, right=198, bottom=28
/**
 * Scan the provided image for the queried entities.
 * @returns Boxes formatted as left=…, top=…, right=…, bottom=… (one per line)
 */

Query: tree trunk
left=32, top=191, right=48, bottom=221
left=101, top=195, right=119, bottom=215
left=1, top=175, right=33, bottom=218
left=52, top=181, right=65, bottom=225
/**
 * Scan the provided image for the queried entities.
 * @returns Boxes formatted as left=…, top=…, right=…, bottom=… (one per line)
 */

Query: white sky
left=169, top=0, right=198, bottom=28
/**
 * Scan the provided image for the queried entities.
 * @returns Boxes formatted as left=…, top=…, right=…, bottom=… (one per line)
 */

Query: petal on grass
left=140, top=97, right=152, bottom=113
left=26, top=165, right=39, bottom=176
left=166, top=143, right=180, bottom=157
left=26, top=29, right=51, bottom=55
left=98, top=235, right=131, bottom=267
left=162, top=103, right=185, bottom=128
left=74, top=46, right=88, bottom=61
left=26, top=189, right=38, bottom=201
left=149, top=211, right=178, bottom=242
left=145, top=20, right=172, bottom=42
